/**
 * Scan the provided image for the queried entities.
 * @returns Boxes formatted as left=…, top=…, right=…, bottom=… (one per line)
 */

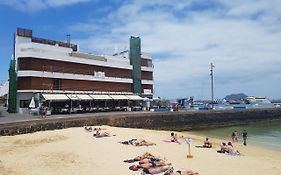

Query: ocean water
left=190, top=119, right=281, bottom=151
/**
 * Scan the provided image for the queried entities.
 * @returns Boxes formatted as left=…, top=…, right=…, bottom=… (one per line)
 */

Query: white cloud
left=0, top=0, right=92, bottom=12
left=62, top=0, right=281, bottom=99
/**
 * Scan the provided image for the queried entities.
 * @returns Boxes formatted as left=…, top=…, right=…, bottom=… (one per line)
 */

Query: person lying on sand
left=217, top=142, right=228, bottom=153
left=119, top=139, right=156, bottom=146
left=119, top=138, right=137, bottom=145
left=93, top=129, right=114, bottom=138
left=85, top=126, right=106, bottom=132
left=129, top=161, right=172, bottom=170
left=135, top=139, right=156, bottom=146
left=124, top=152, right=160, bottom=163
left=84, top=126, right=93, bottom=132
left=93, top=127, right=106, bottom=131
left=142, top=165, right=174, bottom=174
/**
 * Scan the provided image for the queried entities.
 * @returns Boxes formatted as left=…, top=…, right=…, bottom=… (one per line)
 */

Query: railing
left=31, top=37, right=78, bottom=51
left=40, top=66, right=132, bottom=79
left=16, top=28, right=32, bottom=37
left=16, top=28, right=78, bottom=51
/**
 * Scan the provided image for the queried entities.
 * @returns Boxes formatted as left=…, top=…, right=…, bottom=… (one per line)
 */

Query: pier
left=1, top=107, right=281, bottom=136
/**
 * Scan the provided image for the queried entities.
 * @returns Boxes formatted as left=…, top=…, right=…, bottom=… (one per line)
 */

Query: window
left=20, top=100, right=30, bottom=108
left=94, top=71, right=105, bottom=78
left=53, top=79, right=62, bottom=90
left=147, top=60, right=153, bottom=67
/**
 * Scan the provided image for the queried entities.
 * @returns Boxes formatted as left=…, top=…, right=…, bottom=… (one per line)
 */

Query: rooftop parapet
left=16, top=28, right=78, bottom=51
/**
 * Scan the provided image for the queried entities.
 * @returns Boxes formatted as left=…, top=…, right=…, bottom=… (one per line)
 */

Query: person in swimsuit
left=124, top=152, right=158, bottom=163
left=203, top=137, right=212, bottom=148
left=142, top=165, right=173, bottom=174
left=129, top=161, right=171, bottom=170
left=171, top=132, right=181, bottom=144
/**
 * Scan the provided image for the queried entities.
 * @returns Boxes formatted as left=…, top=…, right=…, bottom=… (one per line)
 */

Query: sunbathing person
left=93, top=129, right=112, bottom=138
left=142, top=165, right=173, bottom=174
left=136, top=139, right=156, bottom=146
left=84, top=126, right=93, bottom=132
left=93, top=127, right=106, bottom=131
left=119, top=138, right=137, bottom=145
left=119, top=139, right=155, bottom=146
left=129, top=161, right=171, bottom=170
left=195, top=137, right=212, bottom=148
left=171, top=132, right=181, bottom=144
left=217, top=142, right=228, bottom=153
left=203, top=137, right=212, bottom=148
left=124, top=152, right=159, bottom=163
left=226, top=142, right=240, bottom=155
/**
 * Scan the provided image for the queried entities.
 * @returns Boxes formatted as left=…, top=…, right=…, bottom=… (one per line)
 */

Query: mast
left=210, top=63, right=215, bottom=109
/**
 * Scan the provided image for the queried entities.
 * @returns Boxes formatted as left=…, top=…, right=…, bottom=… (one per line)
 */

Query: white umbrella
left=29, top=97, right=36, bottom=108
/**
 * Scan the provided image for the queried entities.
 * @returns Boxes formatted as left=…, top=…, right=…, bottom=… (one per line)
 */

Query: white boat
left=245, top=96, right=271, bottom=104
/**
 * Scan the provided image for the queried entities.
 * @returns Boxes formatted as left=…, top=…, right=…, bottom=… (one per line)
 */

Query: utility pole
left=210, top=63, right=215, bottom=109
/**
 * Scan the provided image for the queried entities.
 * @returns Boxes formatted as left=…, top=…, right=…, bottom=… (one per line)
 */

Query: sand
left=0, top=125, right=280, bottom=175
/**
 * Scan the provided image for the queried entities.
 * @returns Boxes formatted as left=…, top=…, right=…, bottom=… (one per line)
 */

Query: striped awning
left=66, top=94, right=80, bottom=100
left=126, top=95, right=143, bottom=100
left=76, top=94, right=93, bottom=100
left=42, top=94, right=70, bottom=101
left=89, top=94, right=112, bottom=100
left=109, top=95, right=129, bottom=100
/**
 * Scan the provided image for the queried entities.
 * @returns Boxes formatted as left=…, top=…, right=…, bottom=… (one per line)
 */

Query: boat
left=245, top=96, right=271, bottom=104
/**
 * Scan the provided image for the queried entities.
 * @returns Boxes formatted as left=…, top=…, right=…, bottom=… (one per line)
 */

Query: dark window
left=20, top=100, right=30, bottom=108
left=53, top=79, right=62, bottom=90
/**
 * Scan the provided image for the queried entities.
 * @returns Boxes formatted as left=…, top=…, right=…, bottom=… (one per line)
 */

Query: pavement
left=0, top=106, right=152, bottom=125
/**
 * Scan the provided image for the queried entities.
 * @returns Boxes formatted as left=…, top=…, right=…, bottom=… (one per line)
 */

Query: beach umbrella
left=29, top=97, right=36, bottom=108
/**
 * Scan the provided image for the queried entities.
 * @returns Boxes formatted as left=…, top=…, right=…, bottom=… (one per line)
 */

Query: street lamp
left=210, top=63, right=215, bottom=109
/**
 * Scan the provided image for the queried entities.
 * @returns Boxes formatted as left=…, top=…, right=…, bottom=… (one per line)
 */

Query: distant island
left=224, top=93, right=247, bottom=101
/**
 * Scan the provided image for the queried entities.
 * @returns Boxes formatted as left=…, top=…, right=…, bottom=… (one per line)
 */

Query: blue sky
left=0, top=0, right=281, bottom=99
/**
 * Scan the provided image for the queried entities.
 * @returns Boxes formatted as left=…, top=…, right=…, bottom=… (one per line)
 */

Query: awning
left=89, top=94, right=112, bottom=100
left=109, top=95, right=129, bottom=100
left=42, top=94, right=70, bottom=101
left=126, top=95, right=143, bottom=100
left=66, top=94, right=80, bottom=100
left=76, top=94, right=93, bottom=100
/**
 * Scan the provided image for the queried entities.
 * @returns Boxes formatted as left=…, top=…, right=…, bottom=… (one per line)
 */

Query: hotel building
left=8, top=28, right=153, bottom=114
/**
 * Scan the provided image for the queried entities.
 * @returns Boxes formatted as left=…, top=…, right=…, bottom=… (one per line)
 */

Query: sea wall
left=1, top=108, right=281, bottom=136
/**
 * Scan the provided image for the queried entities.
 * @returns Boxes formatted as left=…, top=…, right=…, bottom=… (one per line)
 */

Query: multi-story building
left=8, top=28, right=153, bottom=114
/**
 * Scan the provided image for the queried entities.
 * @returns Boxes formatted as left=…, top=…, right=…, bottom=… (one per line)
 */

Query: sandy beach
left=0, top=125, right=280, bottom=175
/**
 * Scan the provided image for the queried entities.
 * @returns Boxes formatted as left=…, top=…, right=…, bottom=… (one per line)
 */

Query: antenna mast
left=66, top=34, right=71, bottom=44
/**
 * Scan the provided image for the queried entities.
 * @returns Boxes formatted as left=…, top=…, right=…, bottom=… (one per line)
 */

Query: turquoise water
left=190, top=120, right=281, bottom=151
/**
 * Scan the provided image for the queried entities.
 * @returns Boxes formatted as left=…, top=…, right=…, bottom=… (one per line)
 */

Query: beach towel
left=195, top=145, right=211, bottom=148
left=162, top=139, right=177, bottom=143
left=94, top=134, right=116, bottom=138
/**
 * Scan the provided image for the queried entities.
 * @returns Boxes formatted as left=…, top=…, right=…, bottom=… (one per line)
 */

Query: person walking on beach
left=234, top=130, right=238, bottom=142
left=242, top=130, right=248, bottom=146
left=231, top=132, right=236, bottom=142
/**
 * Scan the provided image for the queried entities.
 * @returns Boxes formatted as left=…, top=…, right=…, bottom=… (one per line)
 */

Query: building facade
left=11, top=28, right=153, bottom=114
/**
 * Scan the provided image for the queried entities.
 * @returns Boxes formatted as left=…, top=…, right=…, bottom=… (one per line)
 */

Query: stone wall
left=1, top=108, right=281, bottom=136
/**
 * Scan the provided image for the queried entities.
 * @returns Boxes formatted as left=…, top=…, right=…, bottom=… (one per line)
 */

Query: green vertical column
left=8, top=58, right=17, bottom=113
left=129, top=36, right=141, bottom=94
